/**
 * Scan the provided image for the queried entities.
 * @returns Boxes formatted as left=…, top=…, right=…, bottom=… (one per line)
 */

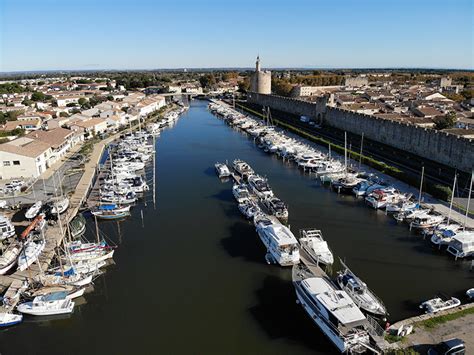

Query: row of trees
left=0, top=110, right=23, bottom=124
left=0, top=83, right=25, bottom=94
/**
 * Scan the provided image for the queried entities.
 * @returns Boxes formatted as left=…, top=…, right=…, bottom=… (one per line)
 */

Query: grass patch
left=416, top=307, right=474, bottom=329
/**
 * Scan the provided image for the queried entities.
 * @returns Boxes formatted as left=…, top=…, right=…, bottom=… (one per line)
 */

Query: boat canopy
left=40, top=291, right=68, bottom=302
left=99, top=204, right=117, bottom=210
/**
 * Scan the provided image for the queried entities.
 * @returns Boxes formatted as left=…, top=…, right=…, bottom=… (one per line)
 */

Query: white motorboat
left=262, top=196, right=288, bottom=220
left=0, top=312, right=22, bottom=327
left=466, top=288, right=474, bottom=300
left=336, top=259, right=387, bottom=317
left=232, top=184, right=251, bottom=204
left=410, top=214, right=444, bottom=230
left=17, top=240, right=45, bottom=271
left=429, top=226, right=465, bottom=247
left=419, top=295, right=461, bottom=313
left=447, top=233, right=474, bottom=259
left=254, top=213, right=300, bottom=266
left=50, top=198, right=69, bottom=215
left=298, top=229, right=334, bottom=266
left=17, top=291, right=75, bottom=316
left=215, top=162, right=231, bottom=178
left=385, top=200, right=417, bottom=213
left=232, top=159, right=254, bottom=181
left=25, top=201, right=42, bottom=219
left=238, top=201, right=260, bottom=219
left=292, top=264, right=372, bottom=354
left=0, top=215, right=16, bottom=240
left=248, top=174, right=273, bottom=199
left=0, top=241, right=22, bottom=275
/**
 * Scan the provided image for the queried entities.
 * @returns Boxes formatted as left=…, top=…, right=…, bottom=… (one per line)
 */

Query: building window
left=3, top=161, right=10, bottom=166
left=13, top=161, right=20, bottom=166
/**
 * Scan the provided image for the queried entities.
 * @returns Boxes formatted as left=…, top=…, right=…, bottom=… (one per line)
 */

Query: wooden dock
left=0, top=135, right=116, bottom=312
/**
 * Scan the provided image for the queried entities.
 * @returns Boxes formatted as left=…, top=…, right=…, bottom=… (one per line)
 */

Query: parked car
left=428, top=338, right=465, bottom=355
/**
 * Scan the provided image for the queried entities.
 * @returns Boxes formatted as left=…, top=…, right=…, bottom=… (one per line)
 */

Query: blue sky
left=0, top=0, right=472, bottom=71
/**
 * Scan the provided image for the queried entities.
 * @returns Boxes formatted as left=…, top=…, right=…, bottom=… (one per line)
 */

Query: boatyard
left=0, top=100, right=473, bottom=354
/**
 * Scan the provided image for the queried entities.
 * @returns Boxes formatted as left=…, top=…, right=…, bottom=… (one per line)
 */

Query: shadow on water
left=248, top=275, right=336, bottom=354
left=220, top=222, right=264, bottom=264
left=203, top=166, right=216, bottom=177
left=208, top=188, right=233, bottom=203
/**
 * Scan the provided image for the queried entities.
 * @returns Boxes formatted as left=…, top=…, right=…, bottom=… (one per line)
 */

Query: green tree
left=78, top=97, right=87, bottom=106
left=272, top=78, right=293, bottom=96
left=434, top=112, right=457, bottom=130
left=31, top=91, right=47, bottom=101
left=199, top=74, right=216, bottom=88
left=0, top=83, right=25, bottom=94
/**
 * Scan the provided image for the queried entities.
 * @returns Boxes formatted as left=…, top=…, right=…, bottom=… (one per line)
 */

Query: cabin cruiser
left=215, top=162, right=231, bottom=178
left=315, top=161, right=345, bottom=176
left=410, top=214, right=444, bottom=230
left=385, top=200, right=417, bottom=213
left=0, top=241, right=22, bottom=275
left=262, top=196, right=288, bottom=220
left=0, top=215, right=16, bottom=240
left=298, top=229, right=334, bottom=266
left=247, top=174, right=273, bottom=199
left=331, top=177, right=363, bottom=194
left=238, top=201, right=260, bottom=219
left=254, top=213, right=299, bottom=266
left=447, top=233, right=474, bottom=259
left=336, top=260, right=387, bottom=317
left=232, top=184, right=251, bottom=204
left=17, top=239, right=45, bottom=271
left=420, top=294, right=461, bottom=314
left=25, top=201, right=42, bottom=219
left=430, top=227, right=465, bottom=247
left=292, top=264, right=373, bottom=354
left=365, top=189, right=401, bottom=209
left=100, top=191, right=136, bottom=205
left=17, top=291, right=75, bottom=316
left=232, top=159, right=254, bottom=181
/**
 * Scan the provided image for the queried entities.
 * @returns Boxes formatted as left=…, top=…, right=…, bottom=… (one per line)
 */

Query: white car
left=0, top=200, right=7, bottom=209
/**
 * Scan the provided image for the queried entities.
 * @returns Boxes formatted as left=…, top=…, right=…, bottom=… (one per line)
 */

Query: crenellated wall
left=247, top=92, right=474, bottom=172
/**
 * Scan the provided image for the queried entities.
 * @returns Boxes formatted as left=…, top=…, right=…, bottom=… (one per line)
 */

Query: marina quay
left=1, top=0, right=473, bottom=354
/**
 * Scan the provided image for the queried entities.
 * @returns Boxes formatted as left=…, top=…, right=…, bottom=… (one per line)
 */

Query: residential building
left=0, top=138, right=53, bottom=179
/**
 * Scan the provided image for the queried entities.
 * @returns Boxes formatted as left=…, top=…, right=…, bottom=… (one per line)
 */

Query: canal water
left=1, top=100, right=472, bottom=354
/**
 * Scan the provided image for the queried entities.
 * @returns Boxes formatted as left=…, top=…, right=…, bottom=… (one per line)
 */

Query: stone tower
left=250, top=56, right=271, bottom=94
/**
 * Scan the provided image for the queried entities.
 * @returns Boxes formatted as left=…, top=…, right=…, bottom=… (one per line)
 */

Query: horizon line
left=1, top=66, right=473, bottom=75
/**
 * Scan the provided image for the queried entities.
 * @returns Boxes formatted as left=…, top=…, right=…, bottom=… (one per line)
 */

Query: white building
left=0, top=138, right=53, bottom=179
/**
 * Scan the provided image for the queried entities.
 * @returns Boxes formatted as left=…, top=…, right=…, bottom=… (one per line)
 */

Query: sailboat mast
left=359, top=133, right=364, bottom=171
left=418, top=166, right=425, bottom=205
left=447, top=171, right=457, bottom=225
left=344, top=132, right=347, bottom=171
left=464, top=169, right=473, bottom=231
left=94, top=214, right=100, bottom=244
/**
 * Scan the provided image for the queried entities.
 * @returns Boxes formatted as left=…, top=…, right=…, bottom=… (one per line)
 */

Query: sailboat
left=17, top=239, right=45, bottom=271
left=336, top=259, right=387, bottom=317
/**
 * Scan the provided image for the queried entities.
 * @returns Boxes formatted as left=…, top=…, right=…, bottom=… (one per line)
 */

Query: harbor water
left=1, top=100, right=472, bottom=354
